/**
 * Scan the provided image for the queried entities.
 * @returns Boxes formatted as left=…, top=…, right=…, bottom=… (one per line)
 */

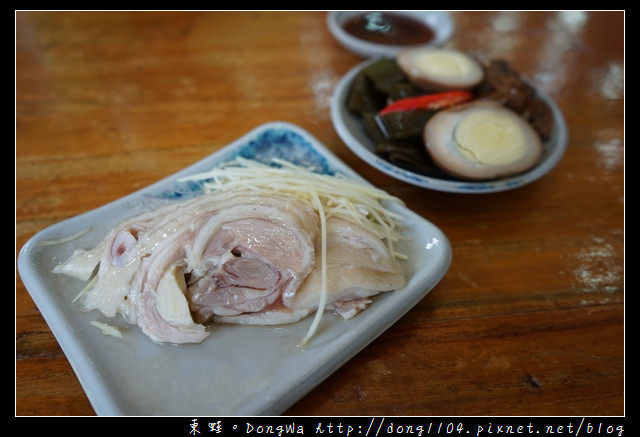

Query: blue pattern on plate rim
left=375, top=155, right=525, bottom=191
left=153, top=127, right=335, bottom=200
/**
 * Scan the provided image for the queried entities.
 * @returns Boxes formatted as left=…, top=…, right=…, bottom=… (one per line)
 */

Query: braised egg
left=397, top=47, right=484, bottom=92
left=423, top=100, right=543, bottom=180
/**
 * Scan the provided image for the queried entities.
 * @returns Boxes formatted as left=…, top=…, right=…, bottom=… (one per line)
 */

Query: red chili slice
left=378, top=91, right=474, bottom=115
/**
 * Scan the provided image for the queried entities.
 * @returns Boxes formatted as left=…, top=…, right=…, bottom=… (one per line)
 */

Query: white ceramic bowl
left=330, top=58, right=569, bottom=193
left=327, top=11, right=455, bottom=58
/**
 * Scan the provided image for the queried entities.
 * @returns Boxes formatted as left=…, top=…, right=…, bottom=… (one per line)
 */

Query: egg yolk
left=453, top=110, right=527, bottom=165
left=414, top=51, right=474, bottom=79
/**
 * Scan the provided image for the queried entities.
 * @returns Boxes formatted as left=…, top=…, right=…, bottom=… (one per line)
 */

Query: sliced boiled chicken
left=215, top=216, right=406, bottom=325
left=55, top=189, right=406, bottom=344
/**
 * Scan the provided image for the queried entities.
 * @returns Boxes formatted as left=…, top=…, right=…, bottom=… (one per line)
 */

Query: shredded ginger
left=179, top=157, right=407, bottom=344
left=90, top=320, right=123, bottom=339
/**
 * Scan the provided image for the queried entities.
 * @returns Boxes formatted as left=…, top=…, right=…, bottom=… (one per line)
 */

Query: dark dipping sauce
left=343, top=12, right=436, bottom=46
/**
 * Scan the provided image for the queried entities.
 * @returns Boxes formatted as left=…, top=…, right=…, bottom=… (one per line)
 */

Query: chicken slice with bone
left=56, top=190, right=405, bottom=344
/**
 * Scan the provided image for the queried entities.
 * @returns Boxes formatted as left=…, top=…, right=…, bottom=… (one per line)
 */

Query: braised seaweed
left=377, top=110, right=435, bottom=140
left=375, top=138, right=454, bottom=178
left=361, top=109, right=435, bottom=145
left=361, top=57, right=410, bottom=96
left=348, top=58, right=424, bottom=117
left=347, top=58, right=445, bottom=178
left=361, top=112, right=386, bottom=144
left=347, top=71, right=386, bottom=115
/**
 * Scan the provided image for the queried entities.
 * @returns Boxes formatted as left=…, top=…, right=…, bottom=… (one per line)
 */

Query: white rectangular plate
left=17, top=122, right=451, bottom=416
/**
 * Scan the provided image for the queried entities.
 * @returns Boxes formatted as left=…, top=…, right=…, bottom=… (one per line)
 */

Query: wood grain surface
left=16, top=11, right=624, bottom=416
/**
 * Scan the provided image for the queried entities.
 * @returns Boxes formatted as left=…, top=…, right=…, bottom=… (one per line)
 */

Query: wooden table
left=16, top=11, right=624, bottom=416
